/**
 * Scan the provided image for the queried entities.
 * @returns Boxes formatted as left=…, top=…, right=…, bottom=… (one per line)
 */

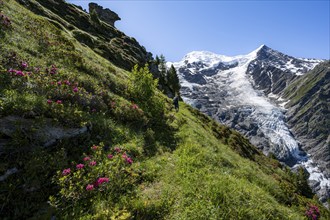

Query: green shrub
left=128, top=64, right=165, bottom=120
left=50, top=143, right=139, bottom=218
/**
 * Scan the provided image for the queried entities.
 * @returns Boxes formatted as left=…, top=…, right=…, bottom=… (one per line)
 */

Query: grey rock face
left=89, top=2, right=120, bottom=27
left=283, top=62, right=330, bottom=180
left=247, top=45, right=319, bottom=96
left=0, top=116, right=88, bottom=148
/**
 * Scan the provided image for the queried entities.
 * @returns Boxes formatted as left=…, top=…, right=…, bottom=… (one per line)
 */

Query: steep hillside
left=283, top=62, right=330, bottom=203
left=15, top=0, right=152, bottom=71
left=0, top=0, right=329, bottom=219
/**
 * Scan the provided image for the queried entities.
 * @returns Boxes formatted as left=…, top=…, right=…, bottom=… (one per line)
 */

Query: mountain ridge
left=171, top=46, right=329, bottom=205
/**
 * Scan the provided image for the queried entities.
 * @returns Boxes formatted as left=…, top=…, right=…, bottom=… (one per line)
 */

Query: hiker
left=173, top=95, right=179, bottom=112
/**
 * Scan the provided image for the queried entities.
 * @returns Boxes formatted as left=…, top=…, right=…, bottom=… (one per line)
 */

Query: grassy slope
left=0, top=0, right=329, bottom=219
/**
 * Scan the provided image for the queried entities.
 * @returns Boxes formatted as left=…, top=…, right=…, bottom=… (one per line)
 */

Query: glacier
left=169, top=45, right=329, bottom=206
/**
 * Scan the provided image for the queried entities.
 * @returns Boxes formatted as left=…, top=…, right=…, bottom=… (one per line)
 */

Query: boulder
left=0, top=116, right=88, bottom=148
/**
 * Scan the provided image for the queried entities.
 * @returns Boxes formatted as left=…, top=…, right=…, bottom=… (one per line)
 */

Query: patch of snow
left=279, top=100, right=290, bottom=109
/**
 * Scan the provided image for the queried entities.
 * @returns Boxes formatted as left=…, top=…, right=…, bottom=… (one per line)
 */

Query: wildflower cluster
left=46, top=64, right=58, bottom=75
left=51, top=143, right=138, bottom=213
left=2, top=56, right=148, bottom=126
left=112, top=101, right=146, bottom=124
left=0, top=12, right=11, bottom=28
left=305, top=204, right=320, bottom=220
left=7, top=62, right=32, bottom=77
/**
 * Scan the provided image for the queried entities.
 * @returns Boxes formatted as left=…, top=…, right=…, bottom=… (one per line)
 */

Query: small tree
left=128, top=64, right=164, bottom=118
left=129, top=64, right=157, bottom=103
left=294, top=166, right=313, bottom=198
left=155, top=55, right=160, bottom=66
left=167, top=64, right=180, bottom=94
left=158, top=54, right=167, bottom=87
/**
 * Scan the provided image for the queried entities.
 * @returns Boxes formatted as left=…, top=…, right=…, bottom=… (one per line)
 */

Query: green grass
left=0, top=0, right=329, bottom=219
left=133, top=104, right=315, bottom=219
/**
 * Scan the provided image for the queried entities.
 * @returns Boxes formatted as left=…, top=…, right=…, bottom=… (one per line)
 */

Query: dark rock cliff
left=15, top=0, right=152, bottom=70
left=89, top=2, right=120, bottom=27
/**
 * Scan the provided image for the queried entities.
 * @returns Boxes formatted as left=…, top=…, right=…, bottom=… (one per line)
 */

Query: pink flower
left=56, top=100, right=62, bottom=104
left=50, top=65, right=57, bottom=75
left=89, top=161, right=96, bottom=166
left=83, top=156, right=91, bottom=161
left=57, top=81, right=62, bottom=86
left=8, top=68, right=15, bottom=73
left=21, top=62, right=28, bottom=69
left=86, top=184, right=94, bottom=191
left=91, top=145, right=98, bottom=150
left=62, top=168, right=71, bottom=176
left=122, top=153, right=133, bottom=164
left=96, top=177, right=109, bottom=186
left=73, top=87, right=78, bottom=93
left=126, top=157, right=133, bottom=164
left=47, top=99, right=52, bottom=104
left=15, top=70, right=25, bottom=76
left=107, top=154, right=113, bottom=159
left=114, top=147, right=121, bottom=153
left=131, top=104, right=138, bottom=109
left=76, top=163, right=84, bottom=169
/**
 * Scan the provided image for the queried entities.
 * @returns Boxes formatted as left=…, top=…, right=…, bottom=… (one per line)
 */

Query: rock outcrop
left=15, top=0, right=152, bottom=70
left=0, top=116, right=89, bottom=148
left=283, top=62, right=330, bottom=182
left=89, top=2, right=120, bottom=27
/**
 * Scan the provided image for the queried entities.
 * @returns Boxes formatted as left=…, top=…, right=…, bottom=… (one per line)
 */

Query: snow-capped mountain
left=169, top=45, right=329, bottom=205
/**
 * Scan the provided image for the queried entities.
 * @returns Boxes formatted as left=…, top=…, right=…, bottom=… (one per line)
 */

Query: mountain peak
left=256, top=44, right=267, bottom=51
left=254, top=44, right=273, bottom=54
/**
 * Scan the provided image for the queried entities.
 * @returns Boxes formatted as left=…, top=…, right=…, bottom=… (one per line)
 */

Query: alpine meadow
left=0, top=0, right=329, bottom=219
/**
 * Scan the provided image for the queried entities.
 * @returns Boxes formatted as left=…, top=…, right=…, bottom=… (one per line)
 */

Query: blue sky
left=67, top=0, right=330, bottom=62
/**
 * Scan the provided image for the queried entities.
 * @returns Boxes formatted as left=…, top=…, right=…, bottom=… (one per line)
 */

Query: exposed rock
left=0, top=168, right=18, bottom=182
left=0, top=116, right=88, bottom=148
left=247, top=45, right=319, bottom=96
left=89, top=2, right=120, bottom=27
left=284, top=62, right=330, bottom=179
left=16, top=0, right=153, bottom=70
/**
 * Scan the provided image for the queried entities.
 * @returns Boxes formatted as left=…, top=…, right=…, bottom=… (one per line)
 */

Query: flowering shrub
left=305, top=204, right=320, bottom=220
left=1, top=57, right=155, bottom=127
left=50, top=143, right=139, bottom=215
left=1, top=58, right=111, bottom=124
left=0, top=12, right=11, bottom=28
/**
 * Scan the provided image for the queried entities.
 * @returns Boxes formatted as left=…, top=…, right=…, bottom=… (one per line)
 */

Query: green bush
left=50, top=143, right=139, bottom=218
left=128, top=64, right=165, bottom=120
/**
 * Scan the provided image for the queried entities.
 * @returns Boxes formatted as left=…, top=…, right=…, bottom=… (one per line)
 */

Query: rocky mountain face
left=89, top=2, right=120, bottom=27
left=15, top=0, right=152, bottom=70
left=170, top=45, right=329, bottom=205
left=283, top=62, right=330, bottom=200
